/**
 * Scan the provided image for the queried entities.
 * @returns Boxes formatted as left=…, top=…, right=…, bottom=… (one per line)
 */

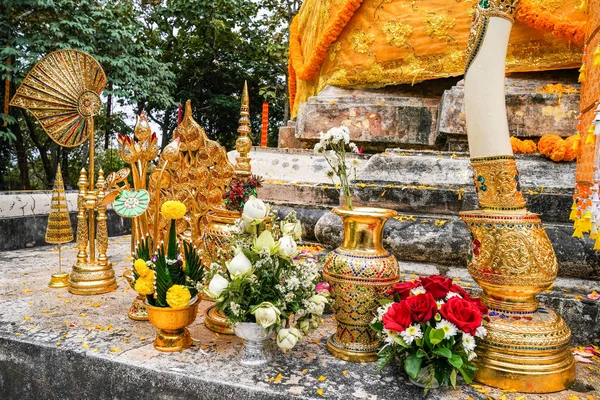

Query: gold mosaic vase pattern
left=461, top=211, right=576, bottom=392
left=322, top=207, right=400, bottom=362
left=470, top=156, right=526, bottom=212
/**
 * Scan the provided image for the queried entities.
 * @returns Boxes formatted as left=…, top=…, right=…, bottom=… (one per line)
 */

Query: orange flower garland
left=289, top=0, right=364, bottom=81
left=538, top=133, right=580, bottom=162
left=288, top=61, right=297, bottom=113
left=510, top=137, right=537, bottom=154
left=517, top=0, right=586, bottom=45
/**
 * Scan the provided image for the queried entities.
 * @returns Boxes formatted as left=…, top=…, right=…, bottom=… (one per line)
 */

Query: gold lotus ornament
left=10, top=49, right=117, bottom=295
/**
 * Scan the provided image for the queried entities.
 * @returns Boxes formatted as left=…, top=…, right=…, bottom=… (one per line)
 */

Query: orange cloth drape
left=289, top=0, right=586, bottom=117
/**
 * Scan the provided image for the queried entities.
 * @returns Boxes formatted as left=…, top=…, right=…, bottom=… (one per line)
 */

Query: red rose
left=440, top=297, right=483, bottom=335
left=449, top=284, right=472, bottom=300
left=469, top=297, right=489, bottom=316
left=382, top=302, right=411, bottom=332
left=420, top=275, right=453, bottom=300
left=404, top=292, right=437, bottom=323
left=390, top=281, right=420, bottom=300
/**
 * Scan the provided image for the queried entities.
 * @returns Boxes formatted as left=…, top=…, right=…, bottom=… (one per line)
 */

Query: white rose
left=278, top=236, right=298, bottom=259
left=227, top=251, right=252, bottom=278
left=276, top=327, right=302, bottom=352
left=241, top=196, right=270, bottom=225
left=251, top=302, right=281, bottom=329
left=206, top=274, right=229, bottom=299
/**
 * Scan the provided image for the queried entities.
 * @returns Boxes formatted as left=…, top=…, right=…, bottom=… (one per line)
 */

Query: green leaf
left=450, top=369, right=457, bottom=388
left=448, top=354, right=464, bottom=369
left=370, top=321, right=384, bottom=332
left=378, top=299, right=393, bottom=306
left=459, top=365, right=475, bottom=383
left=376, top=345, right=395, bottom=372
left=429, top=328, right=445, bottom=345
left=432, top=347, right=452, bottom=359
left=404, top=353, right=422, bottom=379
left=393, top=334, right=409, bottom=348
left=416, top=349, right=427, bottom=358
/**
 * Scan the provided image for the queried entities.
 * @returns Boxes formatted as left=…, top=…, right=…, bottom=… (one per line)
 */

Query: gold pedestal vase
left=146, top=298, right=200, bottom=352
left=202, top=207, right=239, bottom=335
left=323, top=207, right=400, bottom=362
left=49, top=272, right=70, bottom=288
left=123, top=270, right=148, bottom=321
left=460, top=211, right=576, bottom=393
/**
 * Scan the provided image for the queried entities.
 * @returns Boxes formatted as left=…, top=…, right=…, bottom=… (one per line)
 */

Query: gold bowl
left=146, top=298, right=200, bottom=352
left=123, top=269, right=149, bottom=321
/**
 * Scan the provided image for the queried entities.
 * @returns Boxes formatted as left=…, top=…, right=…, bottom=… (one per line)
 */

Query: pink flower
left=316, top=282, right=330, bottom=294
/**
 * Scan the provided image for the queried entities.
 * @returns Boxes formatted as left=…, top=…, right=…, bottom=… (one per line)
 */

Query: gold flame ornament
left=10, top=49, right=117, bottom=295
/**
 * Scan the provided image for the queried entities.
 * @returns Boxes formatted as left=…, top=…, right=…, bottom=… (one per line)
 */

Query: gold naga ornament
left=46, top=165, right=74, bottom=288
left=202, top=81, right=256, bottom=335
left=461, top=0, right=575, bottom=393
left=10, top=50, right=118, bottom=295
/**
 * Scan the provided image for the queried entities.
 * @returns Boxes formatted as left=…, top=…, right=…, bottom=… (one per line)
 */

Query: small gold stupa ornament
left=10, top=49, right=117, bottom=295
left=461, top=0, right=575, bottom=393
left=234, top=80, right=253, bottom=178
left=46, top=165, right=74, bottom=288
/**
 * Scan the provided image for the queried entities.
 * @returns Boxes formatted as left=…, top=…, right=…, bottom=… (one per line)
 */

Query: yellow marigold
left=521, top=139, right=537, bottom=154
left=563, top=135, right=579, bottom=162
left=166, top=285, right=192, bottom=310
left=510, top=136, right=521, bottom=153
left=160, top=200, right=187, bottom=220
left=538, top=134, right=562, bottom=157
left=134, top=259, right=152, bottom=278
left=134, top=277, right=154, bottom=296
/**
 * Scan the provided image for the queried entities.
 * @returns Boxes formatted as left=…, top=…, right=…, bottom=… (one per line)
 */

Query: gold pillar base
left=128, top=294, right=149, bottom=321
left=68, top=262, right=117, bottom=295
left=475, top=307, right=576, bottom=393
left=154, top=327, right=192, bottom=352
left=48, top=272, right=70, bottom=288
left=326, top=335, right=378, bottom=363
left=204, top=304, right=234, bottom=334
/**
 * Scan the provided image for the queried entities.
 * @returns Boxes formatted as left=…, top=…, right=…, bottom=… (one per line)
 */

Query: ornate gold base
left=204, top=304, right=234, bottom=334
left=154, top=327, right=192, bottom=352
left=475, top=307, right=576, bottom=392
left=68, top=262, right=117, bottom=295
left=48, top=272, right=70, bottom=288
left=475, top=312, right=576, bottom=392
left=128, top=294, right=149, bottom=321
left=326, top=335, right=378, bottom=363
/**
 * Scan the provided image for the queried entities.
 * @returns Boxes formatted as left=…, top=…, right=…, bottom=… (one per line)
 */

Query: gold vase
left=323, top=207, right=400, bottom=362
left=460, top=211, right=576, bottom=393
left=201, top=207, right=239, bottom=335
left=123, top=270, right=149, bottom=321
left=146, top=298, right=200, bottom=352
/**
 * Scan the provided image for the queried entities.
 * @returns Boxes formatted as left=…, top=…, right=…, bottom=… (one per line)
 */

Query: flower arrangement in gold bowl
left=205, top=196, right=327, bottom=366
left=131, top=200, right=205, bottom=352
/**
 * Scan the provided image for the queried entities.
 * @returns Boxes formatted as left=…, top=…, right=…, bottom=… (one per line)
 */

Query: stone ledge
left=0, top=236, right=597, bottom=399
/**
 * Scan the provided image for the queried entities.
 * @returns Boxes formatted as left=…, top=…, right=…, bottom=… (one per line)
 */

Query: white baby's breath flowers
left=400, top=324, right=423, bottom=346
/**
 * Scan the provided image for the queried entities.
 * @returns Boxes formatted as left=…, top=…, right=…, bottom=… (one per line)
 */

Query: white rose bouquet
left=314, top=126, right=359, bottom=210
left=205, top=197, right=325, bottom=352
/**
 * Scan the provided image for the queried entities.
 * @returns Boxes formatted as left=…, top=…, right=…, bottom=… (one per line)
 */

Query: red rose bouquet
left=371, top=275, right=488, bottom=393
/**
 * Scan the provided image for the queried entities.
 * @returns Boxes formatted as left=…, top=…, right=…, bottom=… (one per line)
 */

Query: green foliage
left=153, top=245, right=173, bottom=307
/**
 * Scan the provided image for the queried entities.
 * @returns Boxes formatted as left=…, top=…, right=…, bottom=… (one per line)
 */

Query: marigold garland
left=517, top=0, right=586, bottom=45
left=288, top=60, right=297, bottom=113
left=510, top=137, right=537, bottom=154
left=538, top=133, right=580, bottom=162
left=289, top=0, right=364, bottom=81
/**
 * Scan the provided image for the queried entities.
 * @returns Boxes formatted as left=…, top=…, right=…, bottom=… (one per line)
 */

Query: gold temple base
left=48, top=272, right=70, bottom=288
left=475, top=307, right=576, bottom=393
left=326, top=335, right=378, bottom=363
left=69, top=262, right=117, bottom=295
left=154, top=327, right=192, bottom=352
left=128, top=294, right=149, bottom=321
left=204, top=304, right=234, bottom=335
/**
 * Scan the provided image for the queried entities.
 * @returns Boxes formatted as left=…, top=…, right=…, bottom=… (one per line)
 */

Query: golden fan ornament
left=10, top=49, right=117, bottom=295
left=10, top=50, right=106, bottom=147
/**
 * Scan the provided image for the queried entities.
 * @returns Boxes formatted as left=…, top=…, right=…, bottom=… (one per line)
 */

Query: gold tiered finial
left=234, top=81, right=252, bottom=179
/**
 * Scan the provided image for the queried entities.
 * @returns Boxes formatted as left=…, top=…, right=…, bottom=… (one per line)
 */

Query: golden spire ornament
left=46, top=165, right=74, bottom=288
left=234, top=80, right=253, bottom=178
left=10, top=49, right=117, bottom=295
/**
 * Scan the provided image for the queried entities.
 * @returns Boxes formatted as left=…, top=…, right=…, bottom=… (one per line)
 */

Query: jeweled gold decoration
left=470, top=156, right=526, bottom=211
left=462, top=3, right=576, bottom=391
left=322, top=207, right=400, bottom=362
left=46, top=165, right=74, bottom=289
left=10, top=49, right=117, bottom=295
